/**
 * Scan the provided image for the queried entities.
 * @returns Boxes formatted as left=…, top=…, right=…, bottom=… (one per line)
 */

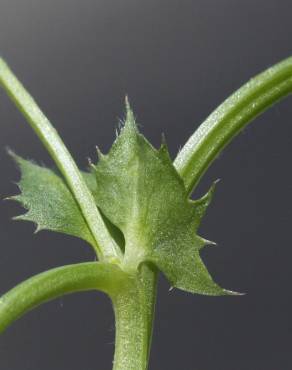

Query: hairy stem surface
left=174, top=57, right=292, bottom=194
left=113, top=264, right=158, bottom=370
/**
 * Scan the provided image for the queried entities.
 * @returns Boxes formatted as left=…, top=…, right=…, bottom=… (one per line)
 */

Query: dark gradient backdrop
left=0, top=1, right=292, bottom=369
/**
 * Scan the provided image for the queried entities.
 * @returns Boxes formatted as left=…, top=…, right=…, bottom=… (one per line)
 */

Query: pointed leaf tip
left=124, top=96, right=137, bottom=132
left=158, top=135, right=172, bottom=163
left=159, top=133, right=168, bottom=151
left=125, top=95, right=130, bottom=111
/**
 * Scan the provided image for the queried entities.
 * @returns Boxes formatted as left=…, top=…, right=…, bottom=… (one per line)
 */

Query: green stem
left=112, top=264, right=158, bottom=370
left=0, top=262, right=126, bottom=333
left=0, top=260, right=158, bottom=370
left=174, top=56, right=292, bottom=194
left=0, top=58, right=121, bottom=261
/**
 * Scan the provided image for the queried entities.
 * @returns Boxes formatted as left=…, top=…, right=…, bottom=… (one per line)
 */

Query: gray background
left=0, top=0, right=292, bottom=369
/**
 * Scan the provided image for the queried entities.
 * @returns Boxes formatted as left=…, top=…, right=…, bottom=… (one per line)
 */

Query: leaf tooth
left=3, top=194, right=20, bottom=202
left=222, top=289, right=245, bottom=296
left=87, top=157, right=97, bottom=172
left=11, top=214, right=21, bottom=221
left=12, top=213, right=29, bottom=222
left=205, top=239, right=217, bottom=247
left=95, top=146, right=106, bottom=162
left=199, top=180, right=218, bottom=201
left=6, top=147, right=17, bottom=160
left=199, top=237, right=217, bottom=249
left=8, top=194, right=28, bottom=208
left=117, top=119, right=124, bottom=131
left=158, top=134, right=172, bottom=162
left=161, top=132, right=167, bottom=146
left=6, top=148, right=28, bottom=168
left=34, top=224, right=45, bottom=234
left=190, top=180, right=219, bottom=230
left=13, top=212, right=43, bottom=234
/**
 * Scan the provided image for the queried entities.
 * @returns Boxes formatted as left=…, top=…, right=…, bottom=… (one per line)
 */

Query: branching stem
left=2, top=56, right=292, bottom=370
